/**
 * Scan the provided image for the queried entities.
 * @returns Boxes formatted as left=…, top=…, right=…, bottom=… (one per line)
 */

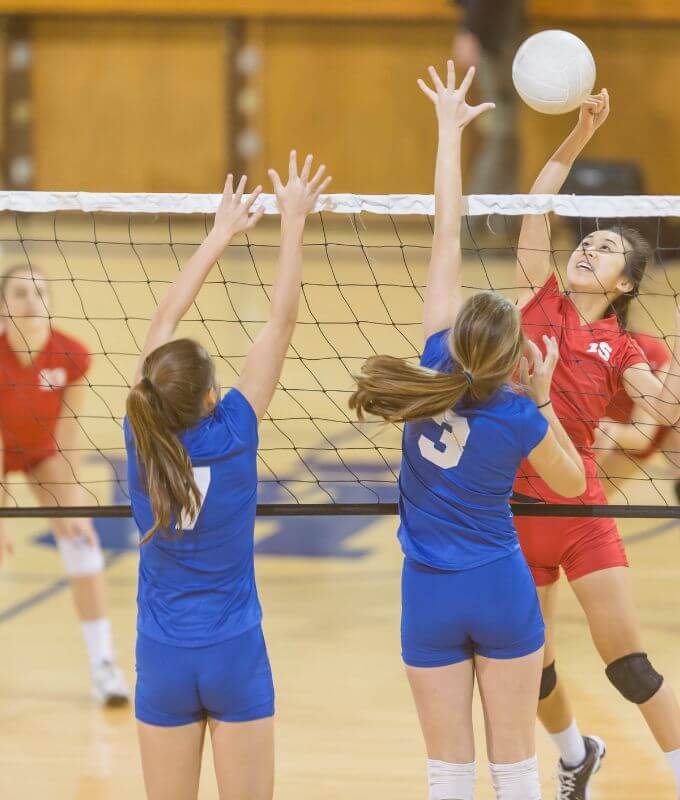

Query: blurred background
left=0, top=0, right=677, bottom=197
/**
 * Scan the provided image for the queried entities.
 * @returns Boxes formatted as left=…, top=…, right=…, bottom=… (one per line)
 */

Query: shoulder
left=632, top=332, right=671, bottom=370
left=213, top=387, right=258, bottom=447
left=520, top=273, right=564, bottom=317
left=420, top=329, right=453, bottom=372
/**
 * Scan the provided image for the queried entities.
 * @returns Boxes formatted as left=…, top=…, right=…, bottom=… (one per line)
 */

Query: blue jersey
left=124, top=388, right=260, bottom=648
left=398, top=330, right=548, bottom=571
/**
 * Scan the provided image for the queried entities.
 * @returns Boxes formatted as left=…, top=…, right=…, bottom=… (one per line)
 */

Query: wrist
left=536, top=398, right=552, bottom=409
left=281, top=215, right=305, bottom=236
left=205, top=227, right=233, bottom=252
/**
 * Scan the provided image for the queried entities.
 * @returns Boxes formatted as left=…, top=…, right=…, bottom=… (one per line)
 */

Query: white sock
left=551, top=719, right=586, bottom=768
left=489, top=755, right=541, bottom=800
left=427, top=758, right=476, bottom=800
left=81, top=618, right=114, bottom=667
left=664, top=748, right=680, bottom=796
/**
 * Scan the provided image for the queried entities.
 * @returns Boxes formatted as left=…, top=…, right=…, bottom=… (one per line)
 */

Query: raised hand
left=212, top=174, right=264, bottom=243
left=417, top=59, right=495, bottom=130
left=576, top=89, right=610, bottom=136
left=520, top=335, right=559, bottom=407
left=268, top=151, right=332, bottom=221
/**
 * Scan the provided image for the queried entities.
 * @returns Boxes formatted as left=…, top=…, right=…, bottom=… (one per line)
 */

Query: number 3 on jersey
left=418, top=411, right=471, bottom=469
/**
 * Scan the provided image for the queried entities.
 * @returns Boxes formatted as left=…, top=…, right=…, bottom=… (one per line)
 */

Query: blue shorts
left=135, top=625, right=275, bottom=727
left=401, top=548, right=545, bottom=668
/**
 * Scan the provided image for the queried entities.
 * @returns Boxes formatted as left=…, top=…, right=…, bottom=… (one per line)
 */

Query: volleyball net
left=0, top=191, right=679, bottom=519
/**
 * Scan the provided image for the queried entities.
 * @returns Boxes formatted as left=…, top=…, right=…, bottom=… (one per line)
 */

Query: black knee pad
left=605, top=652, right=664, bottom=704
left=539, top=661, right=557, bottom=700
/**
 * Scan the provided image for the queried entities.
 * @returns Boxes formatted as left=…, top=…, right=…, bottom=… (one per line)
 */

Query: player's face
left=566, top=230, right=633, bottom=298
left=1, top=270, right=51, bottom=328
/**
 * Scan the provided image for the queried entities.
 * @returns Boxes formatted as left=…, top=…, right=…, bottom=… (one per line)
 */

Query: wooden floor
left=0, top=211, right=679, bottom=798
left=0, top=511, right=679, bottom=798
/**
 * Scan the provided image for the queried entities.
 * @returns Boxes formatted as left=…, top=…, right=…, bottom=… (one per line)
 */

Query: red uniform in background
left=0, top=329, right=90, bottom=474
left=513, top=274, right=648, bottom=586
left=604, top=332, right=672, bottom=458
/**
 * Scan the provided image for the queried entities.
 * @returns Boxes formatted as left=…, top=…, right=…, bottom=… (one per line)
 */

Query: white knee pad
left=427, top=759, right=476, bottom=800
left=489, top=756, right=541, bottom=800
left=56, top=536, right=104, bottom=577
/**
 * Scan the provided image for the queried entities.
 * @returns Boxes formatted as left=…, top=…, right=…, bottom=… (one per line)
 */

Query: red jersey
left=605, top=332, right=670, bottom=424
left=0, top=329, right=91, bottom=473
left=514, top=274, right=647, bottom=503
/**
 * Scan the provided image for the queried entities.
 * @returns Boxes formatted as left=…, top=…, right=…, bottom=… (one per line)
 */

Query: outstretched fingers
left=311, top=175, right=332, bottom=204
left=428, top=64, right=446, bottom=93
left=288, top=149, right=298, bottom=180
left=268, top=168, right=284, bottom=194
left=308, top=163, right=327, bottom=192
left=300, top=153, right=313, bottom=181
left=234, top=174, right=248, bottom=203
left=458, top=65, right=476, bottom=96
left=243, top=185, right=263, bottom=212
left=417, top=77, right=438, bottom=102
left=446, top=58, right=456, bottom=90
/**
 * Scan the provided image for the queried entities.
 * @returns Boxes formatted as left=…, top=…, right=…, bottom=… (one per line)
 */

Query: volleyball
left=512, top=30, right=596, bottom=115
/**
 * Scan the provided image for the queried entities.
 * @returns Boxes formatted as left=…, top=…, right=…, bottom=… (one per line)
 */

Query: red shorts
left=515, top=514, right=628, bottom=587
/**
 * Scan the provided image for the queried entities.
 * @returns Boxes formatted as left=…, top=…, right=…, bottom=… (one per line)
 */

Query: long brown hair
left=349, top=292, right=524, bottom=423
left=603, top=226, right=652, bottom=328
left=126, top=338, right=216, bottom=543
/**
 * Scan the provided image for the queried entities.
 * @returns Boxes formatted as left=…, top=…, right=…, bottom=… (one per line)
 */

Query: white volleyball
left=512, top=30, right=596, bottom=115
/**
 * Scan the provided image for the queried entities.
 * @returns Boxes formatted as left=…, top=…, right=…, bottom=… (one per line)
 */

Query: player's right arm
left=522, top=336, right=587, bottom=497
left=516, top=91, right=610, bottom=309
left=235, top=152, right=331, bottom=421
left=417, top=60, right=494, bottom=339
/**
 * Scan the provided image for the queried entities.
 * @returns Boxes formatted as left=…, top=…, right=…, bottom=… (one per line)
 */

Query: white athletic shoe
left=556, top=735, right=606, bottom=800
left=91, top=660, right=130, bottom=707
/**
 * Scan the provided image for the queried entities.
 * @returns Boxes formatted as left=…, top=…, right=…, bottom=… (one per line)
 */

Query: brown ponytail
left=126, top=338, right=217, bottom=543
left=350, top=292, right=524, bottom=424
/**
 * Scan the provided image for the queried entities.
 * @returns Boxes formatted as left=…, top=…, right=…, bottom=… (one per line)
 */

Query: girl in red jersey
left=513, top=90, right=680, bottom=800
left=597, top=332, right=680, bottom=503
left=0, top=264, right=129, bottom=705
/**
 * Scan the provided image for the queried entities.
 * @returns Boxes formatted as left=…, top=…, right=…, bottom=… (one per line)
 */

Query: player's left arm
left=622, top=316, right=680, bottom=425
left=132, top=176, right=264, bottom=385
left=417, top=60, right=494, bottom=340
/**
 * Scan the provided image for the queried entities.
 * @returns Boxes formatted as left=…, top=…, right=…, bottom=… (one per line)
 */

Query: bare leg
left=137, top=720, right=206, bottom=800
left=535, top=581, right=575, bottom=733
left=209, top=716, right=274, bottom=800
left=405, top=660, right=475, bottom=763
left=475, top=648, right=544, bottom=764
left=30, top=459, right=107, bottom=621
left=571, top=567, right=680, bottom=751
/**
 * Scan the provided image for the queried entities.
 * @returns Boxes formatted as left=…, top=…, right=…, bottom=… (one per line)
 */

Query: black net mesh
left=0, top=204, right=678, bottom=517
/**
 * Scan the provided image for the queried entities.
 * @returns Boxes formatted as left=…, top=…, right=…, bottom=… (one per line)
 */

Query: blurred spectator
left=452, top=0, right=526, bottom=197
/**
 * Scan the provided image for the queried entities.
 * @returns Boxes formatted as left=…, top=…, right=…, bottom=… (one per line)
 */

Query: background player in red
left=596, top=331, right=680, bottom=503
left=513, top=90, right=680, bottom=799
left=0, top=264, right=129, bottom=706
